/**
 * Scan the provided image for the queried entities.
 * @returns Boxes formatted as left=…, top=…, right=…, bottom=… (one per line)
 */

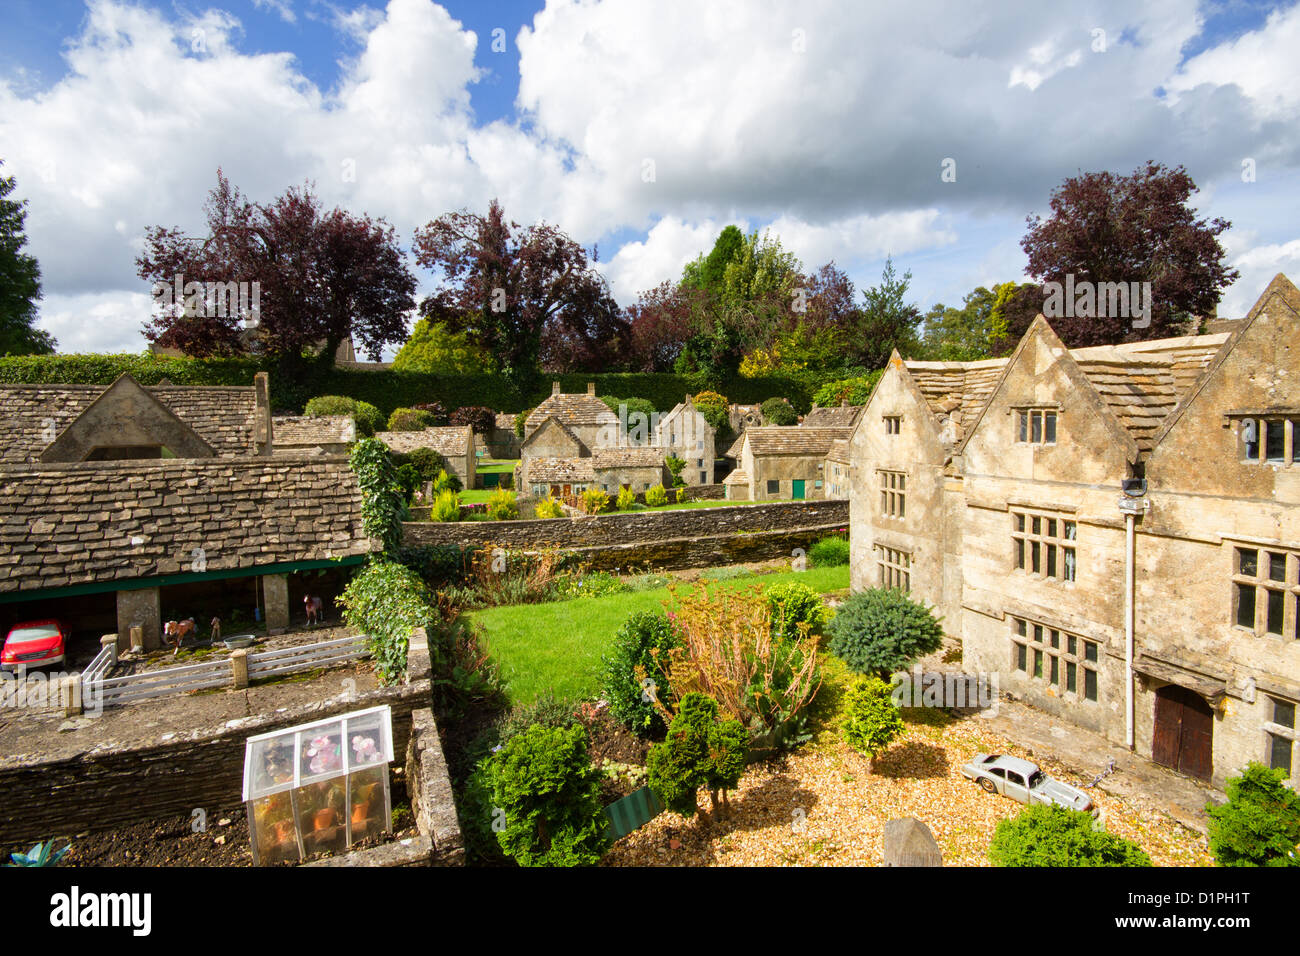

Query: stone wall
left=403, top=498, right=848, bottom=550
left=0, top=679, right=431, bottom=846
left=571, top=525, right=847, bottom=573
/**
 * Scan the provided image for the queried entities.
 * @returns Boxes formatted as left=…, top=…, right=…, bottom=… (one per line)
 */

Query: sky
left=2, top=0, right=1299, bottom=356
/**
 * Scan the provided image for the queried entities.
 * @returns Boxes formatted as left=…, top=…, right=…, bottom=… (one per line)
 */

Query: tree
left=988, top=804, right=1152, bottom=867
left=989, top=281, right=1044, bottom=355
left=392, top=318, right=494, bottom=374
left=827, top=588, right=945, bottom=679
left=137, top=170, right=416, bottom=372
left=1206, top=762, right=1300, bottom=867
left=646, top=693, right=748, bottom=822
left=624, top=280, right=694, bottom=373
left=412, top=199, right=624, bottom=393
left=920, top=285, right=1008, bottom=361
left=847, top=257, right=922, bottom=369
left=1021, top=161, right=1238, bottom=346
left=0, top=161, right=55, bottom=355
left=448, top=405, right=496, bottom=436
left=842, top=676, right=905, bottom=768
left=760, top=396, right=798, bottom=426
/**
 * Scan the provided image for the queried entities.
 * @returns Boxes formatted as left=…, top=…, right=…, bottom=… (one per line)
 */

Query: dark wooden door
left=1153, top=684, right=1213, bottom=781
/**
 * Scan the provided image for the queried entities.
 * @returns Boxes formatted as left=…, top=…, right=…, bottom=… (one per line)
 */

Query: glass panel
left=1032, top=516, right=1041, bottom=535
left=1050, top=630, right=1060, bottom=649
left=1084, top=669, right=1098, bottom=701
left=1273, top=699, right=1296, bottom=729
left=1016, top=619, right=1027, bottom=637
left=1016, top=644, right=1027, bottom=672
left=249, top=793, right=299, bottom=864
left=1033, top=624, right=1043, bottom=643
left=298, top=722, right=345, bottom=784
left=1047, top=518, right=1057, bottom=538
left=1031, top=541, right=1041, bottom=574
left=1049, top=656, right=1058, bottom=685
left=1044, top=412, right=1057, bottom=443
left=1269, top=552, right=1287, bottom=582
left=1033, top=650, right=1042, bottom=679
left=1015, top=539, right=1024, bottom=569
left=1066, top=662, right=1077, bottom=693
left=1239, top=548, right=1258, bottom=577
left=1244, top=419, right=1259, bottom=460
left=899, top=496, right=905, bottom=519
left=1084, top=641, right=1098, bottom=663
left=347, top=765, right=390, bottom=841
left=248, top=736, right=296, bottom=797
left=295, top=781, right=348, bottom=857
left=1267, top=589, right=1285, bottom=635
left=1063, top=548, right=1076, bottom=581
left=1266, top=420, right=1286, bottom=461
left=1269, top=733, right=1293, bottom=774
left=1237, top=583, right=1257, bottom=629
left=1047, top=544, right=1057, bottom=579
left=1064, top=521, right=1076, bottom=540
left=1031, top=411, right=1042, bottom=443
left=1018, top=412, right=1027, bottom=443
left=1016, top=513, right=1025, bottom=532
left=1067, top=635, right=1077, bottom=656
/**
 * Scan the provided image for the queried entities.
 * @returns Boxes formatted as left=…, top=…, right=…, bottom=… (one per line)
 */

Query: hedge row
left=0, top=353, right=824, bottom=415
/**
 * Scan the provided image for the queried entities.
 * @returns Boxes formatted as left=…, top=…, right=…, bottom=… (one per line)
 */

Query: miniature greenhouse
left=242, top=704, right=394, bottom=864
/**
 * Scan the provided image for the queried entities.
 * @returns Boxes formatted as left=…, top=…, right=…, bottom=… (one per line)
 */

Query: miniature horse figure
left=164, top=618, right=197, bottom=656
left=304, top=595, right=323, bottom=627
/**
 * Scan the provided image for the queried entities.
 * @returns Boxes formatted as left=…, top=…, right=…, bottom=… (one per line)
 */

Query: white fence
left=80, top=634, right=371, bottom=710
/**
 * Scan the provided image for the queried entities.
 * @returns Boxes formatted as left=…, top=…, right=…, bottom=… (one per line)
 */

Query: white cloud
left=37, top=291, right=153, bottom=353
left=1221, top=238, right=1300, bottom=317
left=1167, top=4, right=1300, bottom=119
left=253, top=0, right=297, bottom=25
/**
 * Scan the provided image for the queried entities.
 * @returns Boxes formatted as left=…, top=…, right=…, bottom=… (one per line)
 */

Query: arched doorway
left=1153, top=684, right=1213, bottom=781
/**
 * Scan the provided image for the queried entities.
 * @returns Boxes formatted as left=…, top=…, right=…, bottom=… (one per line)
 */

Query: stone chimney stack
left=552, top=381, right=561, bottom=396
left=587, top=382, right=596, bottom=396
left=254, top=371, right=272, bottom=456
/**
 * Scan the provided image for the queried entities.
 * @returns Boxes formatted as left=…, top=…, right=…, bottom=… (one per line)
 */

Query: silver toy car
left=959, top=753, right=1094, bottom=812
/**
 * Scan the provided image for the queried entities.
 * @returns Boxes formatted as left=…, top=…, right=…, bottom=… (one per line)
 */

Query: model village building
left=0, top=373, right=371, bottom=655
left=517, top=383, right=715, bottom=498
left=374, top=424, right=477, bottom=490
left=846, top=274, right=1300, bottom=789
left=723, top=403, right=864, bottom=502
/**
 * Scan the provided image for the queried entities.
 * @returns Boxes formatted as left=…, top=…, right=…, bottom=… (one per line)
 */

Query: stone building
left=271, top=415, right=356, bottom=455
left=375, top=425, right=476, bottom=490
left=656, top=397, right=715, bottom=485
left=846, top=274, right=1300, bottom=788
left=0, top=373, right=371, bottom=652
left=723, top=426, right=852, bottom=501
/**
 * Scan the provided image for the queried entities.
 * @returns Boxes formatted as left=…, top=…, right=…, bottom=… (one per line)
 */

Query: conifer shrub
left=1206, top=762, right=1300, bottom=867
left=828, top=588, right=944, bottom=679
left=646, top=693, right=748, bottom=820
left=600, top=611, right=680, bottom=736
left=842, top=675, right=905, bottom=764
left=988, top=804, right=1152, bottom=867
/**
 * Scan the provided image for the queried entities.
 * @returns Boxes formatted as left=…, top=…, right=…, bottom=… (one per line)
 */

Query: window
left=1016, top=409, right=1058, bottom=445
left=884, top=415, right=901, bottom=435
left=766, top=479, right=780, bottom=495
left=1233, top=546, right=1299, bottom=639
left=1011, top=509, right=1077, bottom=582
left=699, top=471, right=706, bottom=483
left=879, top=470, right=906, bottom=518
left=1009, top=616, right=1100, bottom=702
left=1237, top=416, right=1300, bottom=464
left=876, top=546, right=911, bottom=591
left=1266, top=697, right=1298, bottom=777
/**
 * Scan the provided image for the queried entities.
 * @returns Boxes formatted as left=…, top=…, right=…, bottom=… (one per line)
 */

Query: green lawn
left=458, top=488, right=497, bottom=504
left=476, top=459, right=518, bottom=474
left=470, top=563, right=849, bottom=706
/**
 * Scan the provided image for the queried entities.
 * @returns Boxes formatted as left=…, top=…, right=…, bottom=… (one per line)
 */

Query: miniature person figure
left=304, top=595, right=323, bottom=627
left=209, top=616, right=222, bottom=643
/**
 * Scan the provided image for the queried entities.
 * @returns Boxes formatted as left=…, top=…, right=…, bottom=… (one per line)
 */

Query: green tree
left=989, top=804, right=1152, bottom=867
left=920, top=284, right=1009, bottom=361
left=0, top=162, right=54, bottom=356
left=847, top=257, right=922, bottom=369
left=600, top=610, right=679, bottom=736
left=1206, top=762, right=1300, bottom=867
left=392, top=318, right=495, bottom=374
left=842, top=675, right=905, bottom=767
left=647, top=693, right=748, bottom=821
left=827, top=588, right=945, bottom=679
left=760, top=396, right=798, bottom=426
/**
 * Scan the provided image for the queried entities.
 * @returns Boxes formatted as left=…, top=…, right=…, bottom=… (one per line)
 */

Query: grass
left=470, top=563, right=849, bottom=706
left=476, top=459, right=518, bottom=474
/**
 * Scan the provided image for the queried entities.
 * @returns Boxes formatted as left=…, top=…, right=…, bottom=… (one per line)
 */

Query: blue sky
left=2, top=0, right=1299, bottom=354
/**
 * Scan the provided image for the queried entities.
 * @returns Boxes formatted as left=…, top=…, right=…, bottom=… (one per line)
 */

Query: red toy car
left=1, top=620, right=68, bottom=670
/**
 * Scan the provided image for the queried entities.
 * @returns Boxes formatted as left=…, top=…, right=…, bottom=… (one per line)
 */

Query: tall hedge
left=0, top=354, right=827, bottom=416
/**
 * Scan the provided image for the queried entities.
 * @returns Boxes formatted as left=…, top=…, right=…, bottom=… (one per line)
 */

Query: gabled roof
left=739, top=426, right=852, bottom=457
left=590, top=447, right=667, bottom=470
left=524, top=392, right=618, bottom=431
left=802, top=404, right=864, bottom=428
left=722, top=468, right=749, bottom=485
left=903, top=358, right=1008, bottom=434
left=0, top=380, right=259, bottom=462
left=525, top=457, right=596, bottom=483
left=724, top=434, right=747, bottom=458
left=519, top=416, right=585, bottom=454
left=376, top=426, right=473, bottom=458
left=0, top=457, right=369, bottom=595
left=272, top=415, right=356, bottom=448
left=826, top=439, right=852, bottom=463
left=1149, top=274, right=1300, bottom=450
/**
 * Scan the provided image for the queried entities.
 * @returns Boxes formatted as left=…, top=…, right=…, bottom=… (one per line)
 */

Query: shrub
left=761, top=396, right=798, bottom=425
left=533, top=495, right=564, bottom=519
left=489, top=724, right=608, bottom=867
left=556, top=570, right=631, bottom=600
left=486, top=488, right=519, bottom=521
left=808, top=535, right=850, bottom=567
left=646, top=693, right=748, bottom=820
left=841, top=676, right=905, bottom=765
left=449, top=405, right=496, bottom=435
left=407, top=446, right=448, bottom=482
left=349, top=438, right=403, bottom=554
left=812, top=372, right=881, bottom=408
left=433, top=468, right=463, bottom=494
left=440, top=545, right=569, bottom=609
left=580, top=488, right=610, bottom=514
left=664, top=455, right=686, bottom=487
left=1206, top=762, right=1300, bottom=867
left=660, top=586, right=821, bottom=751
left=600, top=610, right=680, bottom=737
left=394, top=463, right=421, bottom=504
left=828, top=588, right=945, bottom=679
left=305, top=395, right=384, bottom=437
left=616, top=486, right=637, bottom=511
left=431, top=490, right=462, bottom=522
left=498, top=692, right=582, bottom=741
left=386, top=407, right=434, bottom=431
left=988, top=804, right=1152, bottom=867
left=765, top=581, right=830, bottom=643
left=338, top=560, right=435, bottom=683
left=627, top=573, right=670, bottom=591
left=644, top=484, right=669, bottom=507
left=514, top=408, right=533, bottom=439
left=411, top=401, right=448, bottom=425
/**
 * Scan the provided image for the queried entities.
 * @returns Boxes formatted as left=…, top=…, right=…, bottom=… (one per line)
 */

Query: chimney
left=587, top=382, right=596, bottom=396
left=552, top=381, right=561, bottom=396
left=254, top=371, right=272, bottom=456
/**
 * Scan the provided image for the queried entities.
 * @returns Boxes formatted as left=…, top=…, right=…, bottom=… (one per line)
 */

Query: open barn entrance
left=1153, top=684, right=1213, bottom=781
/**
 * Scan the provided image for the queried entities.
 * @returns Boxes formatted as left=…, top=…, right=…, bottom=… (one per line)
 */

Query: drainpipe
left=1124, top=510, right=1135, bottom=751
